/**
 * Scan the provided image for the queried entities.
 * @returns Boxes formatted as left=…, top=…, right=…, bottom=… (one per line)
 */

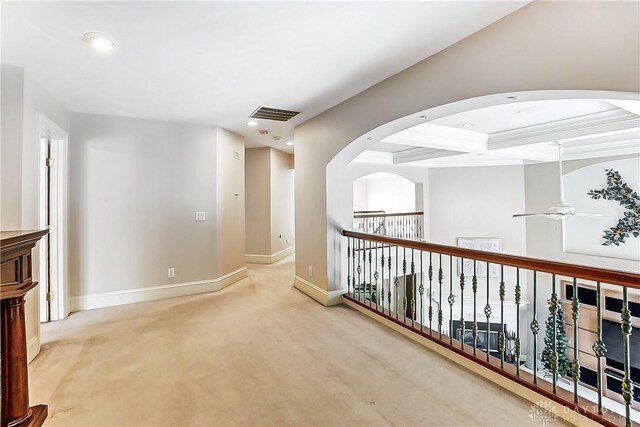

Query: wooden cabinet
left=1, top=230, right=48, bottom=427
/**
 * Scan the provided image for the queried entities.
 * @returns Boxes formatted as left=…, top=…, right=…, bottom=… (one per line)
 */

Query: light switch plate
left=195, top=212, right=206, bottom=221
left=167, top=268, right=175, bottom=278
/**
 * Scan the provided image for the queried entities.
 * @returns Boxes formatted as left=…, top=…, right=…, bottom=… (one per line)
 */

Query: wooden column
left=1, top=230, right=49, bottom=427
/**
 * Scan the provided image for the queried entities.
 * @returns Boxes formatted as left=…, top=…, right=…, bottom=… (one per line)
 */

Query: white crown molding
left=293, top=275, right=345, bottom=307
left=393, top=147, right=462, bottom=164
left=382, top=122, right=488, bottom=153
left=489, top=109, right=639, bottom=150
left=246, top=246, right=295, bottom=264
left=69, top=267, right=247, bottom=312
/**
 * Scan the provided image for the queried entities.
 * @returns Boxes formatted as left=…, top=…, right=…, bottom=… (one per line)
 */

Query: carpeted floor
left=30, top=256, right=564, bottom=426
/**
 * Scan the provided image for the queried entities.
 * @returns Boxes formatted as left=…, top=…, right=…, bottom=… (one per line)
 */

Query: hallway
left=30, top=257, right=563, bottom=426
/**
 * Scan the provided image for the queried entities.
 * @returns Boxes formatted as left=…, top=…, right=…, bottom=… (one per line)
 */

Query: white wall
left=270, top=149, right=295, bottom=255
left=1, top=65, right=71, bottom=362
left=294, top=0, right=640, bottom=303
left=353, top=173, right=416, bottom=214
left=244, top=147, right=295, bottom=259
left=68, top=113, right=245, bottom=303
left=245, top=148, right=271, bottom=255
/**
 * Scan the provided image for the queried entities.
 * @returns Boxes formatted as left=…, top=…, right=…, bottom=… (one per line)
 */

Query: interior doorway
left=38, top=114, right=68, bottom=322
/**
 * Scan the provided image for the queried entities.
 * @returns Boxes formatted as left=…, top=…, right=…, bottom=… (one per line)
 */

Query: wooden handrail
left=353, top=211, right=424, bottom=219
left=342, top=230, right=640, bottom=289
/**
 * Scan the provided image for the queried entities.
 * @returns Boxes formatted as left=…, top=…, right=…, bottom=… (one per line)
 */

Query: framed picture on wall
left=456, top=238, right=501, bottom=278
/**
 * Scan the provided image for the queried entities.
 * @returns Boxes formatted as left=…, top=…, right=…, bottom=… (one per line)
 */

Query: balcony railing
left=353, top=211, right=424, bottom=241
left=342, top=229, right=640, bottom=427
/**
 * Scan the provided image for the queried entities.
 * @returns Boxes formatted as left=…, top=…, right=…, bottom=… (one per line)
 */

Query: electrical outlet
left=308, top=266, right=313, bottom=277
left=195, top=212, right=206, bottom=222
left=167, top=268, right=175, bottom=278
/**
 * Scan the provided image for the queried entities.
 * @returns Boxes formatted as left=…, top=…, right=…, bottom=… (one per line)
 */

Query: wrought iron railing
left=353, top=211, right=424, bottom=241
left=342, top=229, right=640, bottom=427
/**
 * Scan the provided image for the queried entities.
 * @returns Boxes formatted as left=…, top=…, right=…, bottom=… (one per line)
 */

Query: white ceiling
left=361, top=99, right=640, bottom=167
left=1, top=1, right=530, bottom=152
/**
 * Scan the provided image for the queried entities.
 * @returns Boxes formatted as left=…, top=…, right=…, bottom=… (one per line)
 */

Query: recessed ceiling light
left=419, top=115, right=428, bottom=119
left=286, top=141, right=295, bottom=146
left=246, top=121, right=259, bottom=126
left=366, top=137, right=373, bottom=141
left=463, top=123, right=473, bottom=128
left=83, top=32, right=115, bottom=51
left=517, top=110, right=529, bottom=114
left=507, top=96, right=520, bottom=101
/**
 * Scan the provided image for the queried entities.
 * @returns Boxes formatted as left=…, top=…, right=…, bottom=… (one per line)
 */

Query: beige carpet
left=30, top=256, right=564, bottom=426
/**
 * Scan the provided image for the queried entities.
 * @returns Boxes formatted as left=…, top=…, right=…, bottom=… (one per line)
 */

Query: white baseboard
left=293, top=275, right=345, bottom=306
left=27, top=335, right=40, bottom=364
left=70, top=267, right=247, bottom=312
left=246, top=245, right=295, bottom=264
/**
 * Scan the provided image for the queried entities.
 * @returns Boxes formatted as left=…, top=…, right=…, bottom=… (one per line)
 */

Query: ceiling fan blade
left=570, top=213, right=619, bottom=220
left=512, top=213, right=554, bottom=218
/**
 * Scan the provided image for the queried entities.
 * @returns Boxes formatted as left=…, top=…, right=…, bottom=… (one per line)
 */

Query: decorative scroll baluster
left=428, top=252, right=433, bottom=335
left=571, top=277, right=580, bottom=403
left=402, top=249, right=408, bottom=322
left=380, top=247, right=385, bottom=312
left=499, top=265, right=505, bottom=369
left=531, top=272, right=539, bottom=385
left=368, top=243, right=372, bottom=306
left=472, top=262, right=478, bottom=356
left=419, top=250, right=424, bottom=331
left=592, top=281, right=606, bottom=414
left=551, top=274, right=558, bottom=394
left=460, top=258, right=465, bottom=351
left=411, top=249, right=416, bottom=327
left=448, top=256, right=454, bottom=344
left=347, top=239, right=351, bottom=296
left=621, top=287, right=633, bottom=427
left=357, top=239, right=362, bottom=301
left=388, top=245, right=392, bottom=311
left=515, top=268, right=521, bottom=376
left=374, top=242, right=379, bottom=307
left=484, top=262, right=491, bottom=362
left=438, top=254, right=443, bottom=340
left=395, top=246, right=399, bottom=319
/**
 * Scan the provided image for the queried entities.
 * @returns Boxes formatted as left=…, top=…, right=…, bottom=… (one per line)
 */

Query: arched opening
left=329, top=89, right=640, bottom=423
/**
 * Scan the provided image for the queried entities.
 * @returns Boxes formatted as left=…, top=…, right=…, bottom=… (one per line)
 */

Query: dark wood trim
left=344, top=294, right=630, bottom=427
left=341, top=230, right=640, bottom=289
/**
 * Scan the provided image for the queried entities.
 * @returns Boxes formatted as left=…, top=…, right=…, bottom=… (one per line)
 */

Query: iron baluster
left=438, top=254, right=443, bottom=340
left=531, top=271, right=539, bottom=385
left=621, top=287, right=633, bottom=427
left=402, top=248, right=407, bottom=323
left=551, top=274, right=558, bottom=394
left=381, top=246, right=385, bottom=313
left=347, top=238, right=351, bottom=296
left=472, top=261, right=478, bottom=356
left=388, top=245, right=392, bottom=310
left=419, top=250, right=424, bottom=332
left=374, top=241, right=379, bottom=307
left=499, top=265, right=505, bottom=369
left=357, top=239, right=362, bottom=302
left=460, top=258, right=465, bottom=351
left=395, top=246, right=399, bottom=319
left=411, top=249, right=416, bottom=327
left=515, top=268, right=521, bottom=376
left=485, top=262, right=491, bottom=362
left=428, top=252, right=433, bottom=335
left=592, top=281, right=606, bottom=414
left=448, top=256, right=454, bottom=344
left=368, top=241, right=372, bottom=307
left=571, top=277, right=580, bottom=403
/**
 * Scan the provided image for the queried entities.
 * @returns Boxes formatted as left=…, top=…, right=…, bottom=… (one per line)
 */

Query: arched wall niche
left=293, top=0, right=640, bottom=302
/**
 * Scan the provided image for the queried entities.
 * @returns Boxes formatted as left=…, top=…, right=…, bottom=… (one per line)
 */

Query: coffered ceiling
left=363, top=99, right=640, bottom=168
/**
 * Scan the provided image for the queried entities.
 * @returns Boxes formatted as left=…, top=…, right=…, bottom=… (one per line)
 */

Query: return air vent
left=250, top=106, right=300, bottom=122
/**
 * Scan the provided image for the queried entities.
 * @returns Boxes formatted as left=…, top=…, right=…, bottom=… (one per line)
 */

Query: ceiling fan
left=513, top=142, right=615, bottom=221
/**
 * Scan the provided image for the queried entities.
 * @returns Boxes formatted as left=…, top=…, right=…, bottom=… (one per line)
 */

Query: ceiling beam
left=381, top=123, right=488, bottom=153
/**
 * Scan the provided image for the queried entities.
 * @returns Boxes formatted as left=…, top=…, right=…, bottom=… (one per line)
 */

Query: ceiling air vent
left=250, top=106, right=300, bottom=122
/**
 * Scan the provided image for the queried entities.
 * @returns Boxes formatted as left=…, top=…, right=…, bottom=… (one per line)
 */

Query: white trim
left=37, top=113, right=70, bottom=322
left=246, top=245, right=295, bottom=264
left=293, top=275, right=345, bottom=306
left=27, top=335, right=40, bottom=364
left=69, top=267, right=247, bottom=312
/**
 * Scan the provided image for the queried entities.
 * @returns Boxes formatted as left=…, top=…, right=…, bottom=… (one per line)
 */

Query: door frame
left=38, top=113, right=69, bottom=321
